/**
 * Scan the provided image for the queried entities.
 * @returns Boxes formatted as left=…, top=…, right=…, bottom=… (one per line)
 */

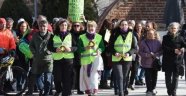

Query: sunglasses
left=73, top=25, right=80, bottom=27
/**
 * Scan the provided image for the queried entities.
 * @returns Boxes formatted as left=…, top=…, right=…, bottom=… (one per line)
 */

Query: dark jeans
left=144, top=68, right=158, bottom=92
left=128, top=61, right=138, bottom=85
left=73, top=65, right=81, bottom=92
left=53, top=59, right=73, bottom=96
left=100, top=53, right=112, bottom=85
left=113, top=61, right=131, bottom=95
left=111, top=70, right=118, bottom=93
left=165, top=71, right=179, bottom=95
left=100, top=66, right=112, bottom=84
left=138, top=67, right=145, bottom=81
left=27, top=72, right=52, bottom=95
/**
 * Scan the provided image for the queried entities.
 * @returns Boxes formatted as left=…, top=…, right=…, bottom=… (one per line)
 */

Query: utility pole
left=34, top=0, right=38, bottom=20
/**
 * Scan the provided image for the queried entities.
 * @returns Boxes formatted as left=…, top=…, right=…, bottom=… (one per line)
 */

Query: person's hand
left=115, top=53, right=121, bottom=58
left=85, top=46, right=93, bottom=50
left=15, top=36, right=20, bottom=43
left=175, top=49, right=182, bottom=55
left=150, top=52, right=156, bottom=57
left=80, top=15, right=86, bottom=22
left=180, top=48, right=184, bottom=53
left=56, top=48, right=62, bottom=53
left=124, top=53, right=130, bottom=57
left=65, top=47, right=71, bottom=52
left=96, top=50, right=101, bottom=56
left=67, top=16, right=72, bottom=23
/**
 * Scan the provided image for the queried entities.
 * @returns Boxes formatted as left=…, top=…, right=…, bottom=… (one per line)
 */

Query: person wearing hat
left=0, top=18, right=16, bottom=54
left=26, top=19, right=53, bottom=96
left=47, top=19, right=76, bottom=96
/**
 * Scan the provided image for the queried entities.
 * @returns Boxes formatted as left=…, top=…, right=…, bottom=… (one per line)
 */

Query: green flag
left=68, top=0, right=84, bottom=22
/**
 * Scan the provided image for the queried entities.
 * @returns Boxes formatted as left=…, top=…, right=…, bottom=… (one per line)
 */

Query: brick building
left=105, top=0, right=166, bottom=23
left=97, top=0, right=168, bottom=30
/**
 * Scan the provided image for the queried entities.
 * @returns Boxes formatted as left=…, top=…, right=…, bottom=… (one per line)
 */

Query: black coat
left=162, top=32, right=186, bottom=72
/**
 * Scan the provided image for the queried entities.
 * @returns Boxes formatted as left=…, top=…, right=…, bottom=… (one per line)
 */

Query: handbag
left=178, top=64, right=184, bottom=76
left=177, top=54, right=184, bottom=77
left=145, top=41, right=161, bottom=71
left=152, top=57, right=161, bottom=71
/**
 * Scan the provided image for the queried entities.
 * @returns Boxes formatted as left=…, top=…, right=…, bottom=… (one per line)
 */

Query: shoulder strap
left=144, top=40, right=151, bottom=52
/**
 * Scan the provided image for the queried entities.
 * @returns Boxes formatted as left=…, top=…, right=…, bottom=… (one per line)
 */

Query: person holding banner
left=78, top=21, right=105, bottom=95
left=70, top=16, right=87, bottom=95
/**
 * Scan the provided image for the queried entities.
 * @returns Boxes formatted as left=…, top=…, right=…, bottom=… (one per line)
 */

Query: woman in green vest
left=47, top=19, right=76, bottom=96
left=110, top=20, right=137, bottom=96
left=78, top=21, right=105, bottom=95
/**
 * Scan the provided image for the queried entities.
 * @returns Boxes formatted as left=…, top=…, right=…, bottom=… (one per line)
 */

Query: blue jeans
left=36, top=72, right=52, bottom=95
left=136, top=67, right=145, bottom=81
left=28, top=72, right=52, bottom=95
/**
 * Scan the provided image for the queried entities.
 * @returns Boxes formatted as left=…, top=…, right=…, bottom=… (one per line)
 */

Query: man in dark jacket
left=26, top=19, right=53, bottom=96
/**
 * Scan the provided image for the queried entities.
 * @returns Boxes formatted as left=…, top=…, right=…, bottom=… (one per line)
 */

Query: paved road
left=16, top=72, right=185, bottom=96
left=68, top=71, right=186, bottom=96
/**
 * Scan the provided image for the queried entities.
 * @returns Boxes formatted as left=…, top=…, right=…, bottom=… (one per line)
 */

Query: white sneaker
left=152, top=90, right=157, bottom=95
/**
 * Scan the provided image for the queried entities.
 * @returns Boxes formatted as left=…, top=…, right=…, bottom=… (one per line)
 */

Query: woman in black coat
left=162, top=22, right=186, bottom=96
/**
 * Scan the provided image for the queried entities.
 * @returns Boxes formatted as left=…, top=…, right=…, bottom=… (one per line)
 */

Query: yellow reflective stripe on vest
left=52, top=34, right=74, bottom=60
left=80, top=33, right=102, bottom=65
left=112, top=32, right=133, bottom=62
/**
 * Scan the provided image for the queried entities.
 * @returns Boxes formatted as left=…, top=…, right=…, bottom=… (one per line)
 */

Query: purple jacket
left=139, top=39, right=162, bottom=68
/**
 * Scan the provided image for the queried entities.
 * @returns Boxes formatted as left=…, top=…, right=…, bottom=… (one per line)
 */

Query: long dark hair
left=99, top=19, right=112, bottom=35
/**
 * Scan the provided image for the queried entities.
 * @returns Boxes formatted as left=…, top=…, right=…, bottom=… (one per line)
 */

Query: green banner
left=68, top=0, right=84, bottom=22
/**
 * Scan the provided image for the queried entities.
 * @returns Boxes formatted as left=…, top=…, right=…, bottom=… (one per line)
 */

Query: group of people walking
left=0, top=15, right=185, bottom=96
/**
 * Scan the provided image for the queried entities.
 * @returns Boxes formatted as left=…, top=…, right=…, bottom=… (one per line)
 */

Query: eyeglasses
left=73, top=25, right=80, bottom=27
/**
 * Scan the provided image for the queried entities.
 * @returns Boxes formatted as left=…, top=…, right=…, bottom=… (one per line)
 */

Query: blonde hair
left=147, top=29, right=161, bottom=41
left=87, top=20, right=97, bottom=28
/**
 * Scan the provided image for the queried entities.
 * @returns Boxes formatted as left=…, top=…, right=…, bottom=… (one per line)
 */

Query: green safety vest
left=80, top=33, right=102, bottom=65
left=52, top=34, right=74, bottom=60
left=112, top=32, right=133, bottom=62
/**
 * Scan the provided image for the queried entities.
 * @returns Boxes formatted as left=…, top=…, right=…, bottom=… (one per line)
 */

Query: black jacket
left=162, top=32, right=186, bottom=72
